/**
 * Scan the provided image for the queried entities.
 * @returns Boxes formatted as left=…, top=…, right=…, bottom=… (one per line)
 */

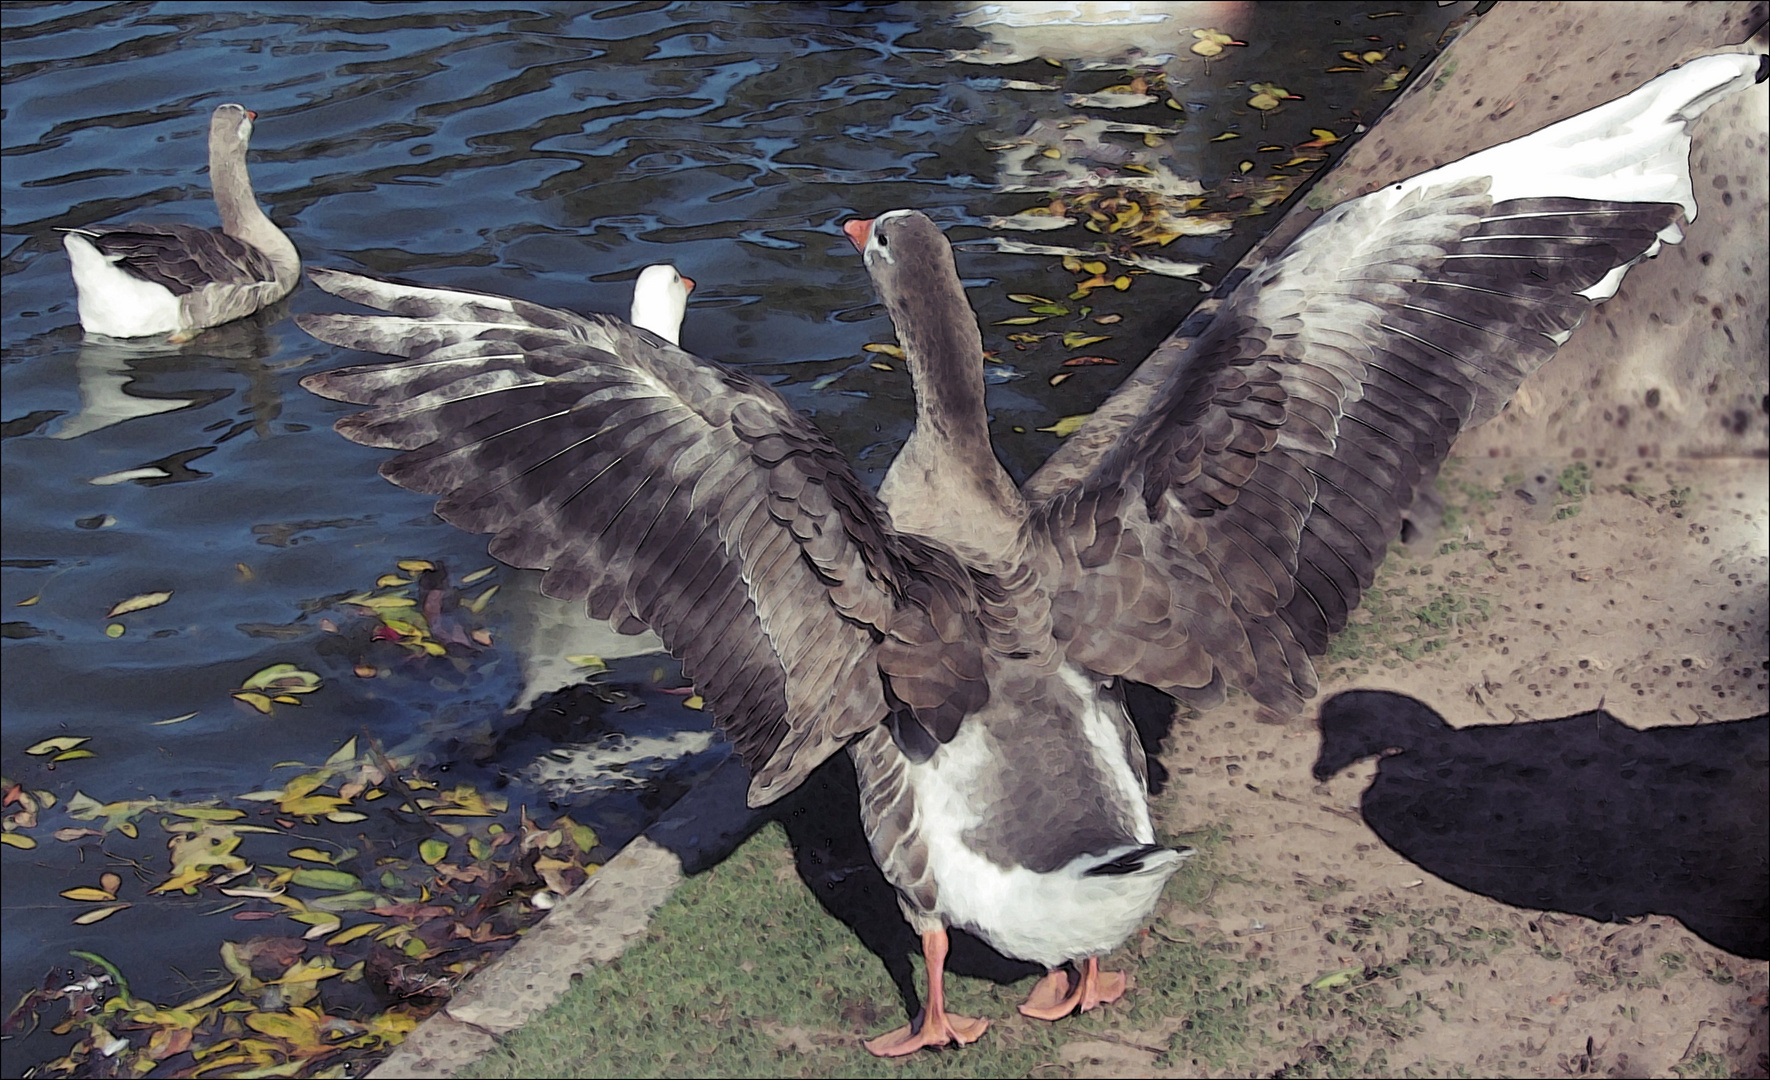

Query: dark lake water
left=1, top=2, right=1467, bottom=1073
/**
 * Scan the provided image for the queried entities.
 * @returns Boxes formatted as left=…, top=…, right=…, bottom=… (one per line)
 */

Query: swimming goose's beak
left=680, top=275, right=695, bottom=294
left=842, top=218, right=873, bottom=253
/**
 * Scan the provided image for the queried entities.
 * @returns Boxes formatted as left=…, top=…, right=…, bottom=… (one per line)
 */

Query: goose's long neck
left=211, top=129, right=299, bottom=290
left=878, top=285, right=1028, bottom=566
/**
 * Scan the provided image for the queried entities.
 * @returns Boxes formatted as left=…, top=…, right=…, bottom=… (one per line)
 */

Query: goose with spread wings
left=62, top=104, right=299, bottom=342
left=297, top=53, right=1762, bottom=1056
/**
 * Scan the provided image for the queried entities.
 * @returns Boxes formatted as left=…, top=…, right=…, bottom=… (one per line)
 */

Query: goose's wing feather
left=65, top=223, right=277, bottom=294
left=298, top=267, right=986, bottom=807
left=1043, top=53, right=1757, bottom=714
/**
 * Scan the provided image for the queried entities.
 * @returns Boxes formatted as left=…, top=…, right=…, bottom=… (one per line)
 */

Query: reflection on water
left=1, top=2, right=1469, bottom=1073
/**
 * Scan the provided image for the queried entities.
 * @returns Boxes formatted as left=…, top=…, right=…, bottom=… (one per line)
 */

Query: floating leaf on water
left=1041, top=147, right=1062, bottom=159
left=994, top=316, right=1047, bottom=326
left=1239, top=161, right=1254, bottom=174
left=233, top=692, right=275, bottom=714
left=1278, top=156, right=1314, bottom=168
left=564, top=654, right=608, bottom=673
left=240, top=663, right=322, bottom=695
left=354, top=664, right=378, bottom=678
left=461, top=566, right=496, bottom=585
left=1038, top=414, right=1092, bottom=438
left=62, top=886, right=118, bottom=902
left=326, top=810, right=369, bottom=823
left=289, top=867, right=362, bottom=892
left=1061, top=333, right=1112, bottom=349
left=1027, top=304, right=1069, bottom=316
left=152, top=711, right=199, bottom=726
left=53, top=748, right=95, bottom=762
left=1361, top=50, right=1386, bottom=63
left=374, top=574, right=410, bottom=589
left=107, top=590, right=172, bottom=618
left=861, top=343, right=903, bottom=358
left=1063, top=356, right=1119, bottom=366
left=325, top=738, right=359, bottom=767
left=328, top=922, right=381, bottom=946
left=105, top=623, right=125, bottom=638
left=289, top=848, right=335, bottom=865
left=1006, top=294, right=1052, bottom=304
left=101, top=872, right=122, bottom=894
left=683, top=694, right=705, bottom=710
left=463, top=585, right=499, bottom=614
left=53, top=826, right=102, bottom=842
left=1377, top=66, right=1409, bottom=91
left=176, top=981, right=237, bottom=1011
left=396, top=559, right=435, bottom=574
left=167, top=807, right=246, bottom=822
left=1049, top=372, right=1074, bottom=387
left=1300, top=129, right=1340, bottom=148
left=869, top=362, right=893, bottom=372
left=1210, top=132, right=1239, bottom=142
left=471, top=628, right=493, bottom=646
left=73, top=903, right=131, bottom=925
left=18, top=594, right=40, bottom=606
left=1093, top=314, right=1122, bottom=324
left=27, top=736, right=89, bottom=756
left=419, top=838, right=449, bottom=866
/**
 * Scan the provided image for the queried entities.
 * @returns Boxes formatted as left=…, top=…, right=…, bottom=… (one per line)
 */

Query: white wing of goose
left=1025, top=52, right=1764, bottom=716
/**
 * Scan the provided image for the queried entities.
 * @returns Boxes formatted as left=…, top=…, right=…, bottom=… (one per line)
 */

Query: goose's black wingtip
left=1756, top=53, right=1767, bottom=84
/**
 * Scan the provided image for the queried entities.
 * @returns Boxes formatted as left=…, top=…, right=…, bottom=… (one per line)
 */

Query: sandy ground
left=1123, top=452, right=1769, bottom=1079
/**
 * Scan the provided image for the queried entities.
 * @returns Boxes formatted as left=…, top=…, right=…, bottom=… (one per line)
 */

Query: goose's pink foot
left=1017, top=957, right=1128, bottom=1020
left=865, top=928, right=989, bottom=1056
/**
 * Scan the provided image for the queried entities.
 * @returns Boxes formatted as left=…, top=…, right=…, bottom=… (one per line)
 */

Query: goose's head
left=211, top=103, right=257, bottom=150
left=630, top=263, right=695, bottom=345
left=842, top=209, right=956, bottom=292
left=842, top=210, right=983, bottom=377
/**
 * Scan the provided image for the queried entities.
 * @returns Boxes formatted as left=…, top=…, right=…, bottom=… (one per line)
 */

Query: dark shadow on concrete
left=1314, top=690, right=1769, bottom=959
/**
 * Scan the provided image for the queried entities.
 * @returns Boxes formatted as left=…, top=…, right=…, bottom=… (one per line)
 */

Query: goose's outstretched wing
left=297, top=269, right=986, bottom=807
left=1041, top=53, right=1761, bottom=714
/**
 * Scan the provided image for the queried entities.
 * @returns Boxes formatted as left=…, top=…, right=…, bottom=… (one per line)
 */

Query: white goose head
left=629, top=263, right=694, bottom=345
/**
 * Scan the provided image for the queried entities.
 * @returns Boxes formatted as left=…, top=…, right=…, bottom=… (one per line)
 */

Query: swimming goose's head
left=629, top=263, right=695, bottom=345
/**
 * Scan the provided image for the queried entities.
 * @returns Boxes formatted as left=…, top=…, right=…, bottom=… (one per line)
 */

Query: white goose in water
left=295, top=53, right=1761, bottom=1056
left=62, top=104, right=299, bottom=342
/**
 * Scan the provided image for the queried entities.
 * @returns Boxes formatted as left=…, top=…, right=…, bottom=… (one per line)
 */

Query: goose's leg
left=864, top=928, right=988, bottom=1056
left=1018, top=957, right=1127, bottom=1020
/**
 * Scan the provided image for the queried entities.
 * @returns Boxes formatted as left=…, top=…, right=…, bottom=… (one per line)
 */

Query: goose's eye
left=875, top=231, right=889, bottom=248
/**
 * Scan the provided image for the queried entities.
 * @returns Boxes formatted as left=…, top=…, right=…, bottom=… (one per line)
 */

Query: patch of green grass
left=463, top=823, right=1283, bottom=1079
left=1672, top=1050, right=1731, bottom=1079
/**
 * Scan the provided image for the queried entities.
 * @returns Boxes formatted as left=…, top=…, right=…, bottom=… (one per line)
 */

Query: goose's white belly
left=64, top=233, right=182, bottom=338
left=903, top=667, right=1179, bottom=969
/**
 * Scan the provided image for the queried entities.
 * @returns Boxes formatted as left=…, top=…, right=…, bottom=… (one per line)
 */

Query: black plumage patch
left=1084, top=843, right=1175, bottom=877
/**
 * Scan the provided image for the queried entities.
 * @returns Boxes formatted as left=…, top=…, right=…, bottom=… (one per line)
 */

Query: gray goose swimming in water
left=295, top=53, right=1761, bottom=1056
left=62, top=103, right=299, bottom=341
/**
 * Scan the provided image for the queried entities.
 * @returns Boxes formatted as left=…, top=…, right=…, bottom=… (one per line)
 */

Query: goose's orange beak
left=680, top=275, right=695, bottom=294
left=842, top=218, right=873, bottom=253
